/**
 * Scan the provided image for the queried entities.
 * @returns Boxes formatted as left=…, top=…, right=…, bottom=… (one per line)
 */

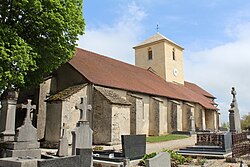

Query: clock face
left=173, top=68, right=178, bottom=77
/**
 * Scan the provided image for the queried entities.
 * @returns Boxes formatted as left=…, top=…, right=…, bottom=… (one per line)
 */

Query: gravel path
left=146, top=135, right=196, bottom=153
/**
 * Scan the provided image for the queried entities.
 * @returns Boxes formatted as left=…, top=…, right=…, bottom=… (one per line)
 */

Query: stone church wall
left=45, top=102, right=62, bottom=143
left=56, top=63, right=87, bottom=92
left=194, top=104, right=203, bottom=130
left=182, top=104, right=191, bottom=131
left=93, top=90, right=112, bottom=144
left=149, top=98, right=160, bottom=136
left=111, top=105, right=130, bottom=144
left=159, top=98, right=168, bottom=135
left=205, top=110, right=216, bottom=131
left=126, top=95, right=136, bottom=134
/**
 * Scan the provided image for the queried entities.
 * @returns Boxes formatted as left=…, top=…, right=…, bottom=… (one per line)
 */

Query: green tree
left=241, top=113, right=250, bottom=130
left=0, top=0, right=85, bottom=91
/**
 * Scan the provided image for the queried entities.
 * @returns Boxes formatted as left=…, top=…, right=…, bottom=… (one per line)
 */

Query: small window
left=148, top=48, right=153, bottom=60
left=172, top=48, right=176, bottom=60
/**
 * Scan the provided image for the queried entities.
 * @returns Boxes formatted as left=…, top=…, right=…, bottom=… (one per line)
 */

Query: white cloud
left=185, top=22, right=250, bottom=123
left=77, top=1, right=146, bottom=63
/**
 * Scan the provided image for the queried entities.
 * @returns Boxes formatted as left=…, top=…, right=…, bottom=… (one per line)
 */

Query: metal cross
left=21, top=99, right=36, bottom=124
left=75, top=97, right=88, bottom=122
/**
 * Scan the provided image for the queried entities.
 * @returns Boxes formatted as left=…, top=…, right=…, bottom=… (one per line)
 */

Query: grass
left=146, top=134, right=189, bottom=143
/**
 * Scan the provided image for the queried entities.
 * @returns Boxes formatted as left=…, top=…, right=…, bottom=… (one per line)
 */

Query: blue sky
left=78, top=0, right=250, bottom=123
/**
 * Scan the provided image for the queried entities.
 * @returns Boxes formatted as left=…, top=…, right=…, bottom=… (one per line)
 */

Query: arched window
left=172, top=48, right=176, bottom=60
left=148, top=48, right=153, bottom=60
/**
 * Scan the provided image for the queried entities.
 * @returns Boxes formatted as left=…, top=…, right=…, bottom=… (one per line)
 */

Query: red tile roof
left=69, top=48, right=217, bottom=110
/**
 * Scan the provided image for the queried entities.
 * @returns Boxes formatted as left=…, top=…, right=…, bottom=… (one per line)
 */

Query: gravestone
left=0, top=90, right=18, bottom=142
left=3, top=99, right=41, bottom=158
left=121, top=134, right=146, bottom=160
left=229, top=87, right=242, bottom=133
left=57, top=123, right=69, bottom=157
left=71, top=97, right=93, bottom=154
left=71, top=97, right=93, bottom=167
left=145, top=152, right=171, bottom=167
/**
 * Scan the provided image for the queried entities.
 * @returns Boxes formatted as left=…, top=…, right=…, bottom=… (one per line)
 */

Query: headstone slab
left=71, top=121, right=93, bottom=155
left=15, top=123, right=38, bottom=142
left=122, top=134, right=146, bottom=160
left=145, top=152, right=171, bottom=167
left=0, top=157, right=38, bottom=167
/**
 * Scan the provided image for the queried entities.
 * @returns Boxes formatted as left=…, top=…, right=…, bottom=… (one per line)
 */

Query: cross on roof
left=75, top=97, right=88, bottom=122
left=156, top=24, right=159, bottom=32
left=21, top=99, right=36, bottom=124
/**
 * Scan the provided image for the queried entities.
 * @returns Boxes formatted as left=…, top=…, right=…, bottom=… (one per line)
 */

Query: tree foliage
left=0, top=0, right=85, bottom=91
left=241, top=112, right=250, bottom=130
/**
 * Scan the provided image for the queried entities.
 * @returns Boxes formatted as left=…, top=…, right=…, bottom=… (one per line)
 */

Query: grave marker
left=229, top=87, right=242, bottom=133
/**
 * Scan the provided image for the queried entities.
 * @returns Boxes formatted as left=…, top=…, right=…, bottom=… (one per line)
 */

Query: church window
left=172, top=48, right=176, bottom=60
left=148, top=48, right=153, bottom=60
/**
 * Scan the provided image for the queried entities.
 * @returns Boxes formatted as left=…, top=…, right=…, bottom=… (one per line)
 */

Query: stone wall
left=194, top=104, right=203, bottom=130
left=149, top=98, right=160, bottom=136
left=127, top=93, right=149, bottom=136
left=55, top=63, right=87, bottom=92
left=182, top=104, right=191, bottom=131
left=45, top=102, right=62, bottom=142
left=93, top=90, right=112, bottom=144
left=111, top=105, right=130, bottom=144
left=205, top=110, right=215, bottom=131
left=37, top=78, right=55, bottom=140
left=127, top=95, right=136, bottom=134
left=159, top=98, right=168, bottom=135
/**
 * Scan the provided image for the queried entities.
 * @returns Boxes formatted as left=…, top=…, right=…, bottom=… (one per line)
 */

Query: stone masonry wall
left=93, top=90, right=112, bottom=144
left=111, top=105, right=130, bottom=144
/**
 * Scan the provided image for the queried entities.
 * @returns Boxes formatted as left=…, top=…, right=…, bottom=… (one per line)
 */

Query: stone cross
left=21, top=99, right=36, bottom=124
left=231, top=87, right=237, bottom=103
left=75, top=97, right=88, bottom=122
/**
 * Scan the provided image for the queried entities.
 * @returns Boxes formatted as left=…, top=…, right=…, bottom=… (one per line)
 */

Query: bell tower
left=133, top=33, right=184, bottom=85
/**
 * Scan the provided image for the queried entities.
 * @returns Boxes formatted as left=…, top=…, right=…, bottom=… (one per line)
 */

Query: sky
left=78, top=0, right=250, bottom=124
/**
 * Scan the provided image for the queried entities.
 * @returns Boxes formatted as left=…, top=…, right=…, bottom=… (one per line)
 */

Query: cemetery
left=0, top=86, right=250, bottom=167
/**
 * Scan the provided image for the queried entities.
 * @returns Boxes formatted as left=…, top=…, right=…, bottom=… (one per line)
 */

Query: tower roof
left=133, top=32, right=184, bottom=50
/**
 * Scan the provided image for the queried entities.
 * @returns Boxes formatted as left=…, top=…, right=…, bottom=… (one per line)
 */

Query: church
left=26, top=33, right=219, bottom=145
